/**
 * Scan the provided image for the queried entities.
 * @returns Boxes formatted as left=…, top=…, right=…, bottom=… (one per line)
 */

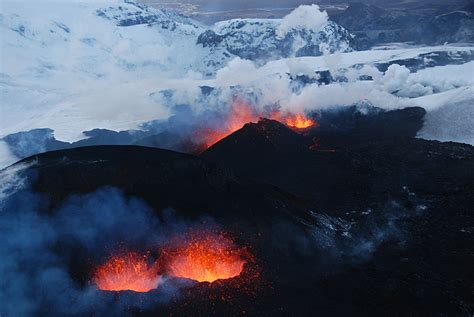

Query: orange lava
left=166, top=232, right=246, bottom=283
left=195, top=98, right=316, bottom=148
left=268, top=109, right=316, bottom=129
left=94, top=252, right=160, bottom=292
left=197, top=98, right=256, bottom=148
left=282, top=113, right=315, bottom=129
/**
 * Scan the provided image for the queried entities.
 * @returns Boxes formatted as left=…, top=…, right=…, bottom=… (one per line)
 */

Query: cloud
left=276, top=4, right=329, bottom=39
left=0, top=161, right=31, bottom=200
left=2, top=0, right=473, bottom=156
left=0, top=141, right=19, bottom=170
left=0, top=185, right=216, bottom=316
left=215, top=58, right=260, bottom=86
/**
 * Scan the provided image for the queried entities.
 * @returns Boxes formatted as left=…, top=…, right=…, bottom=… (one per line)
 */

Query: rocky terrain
left=1, top=107, right=473, bottom=316
left=332, top=2, right=474, bottom=48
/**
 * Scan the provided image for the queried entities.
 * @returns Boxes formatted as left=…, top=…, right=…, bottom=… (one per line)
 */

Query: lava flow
left=166, top=232, right=246, bottom=283
left=94, top=252, right=160, bottom=292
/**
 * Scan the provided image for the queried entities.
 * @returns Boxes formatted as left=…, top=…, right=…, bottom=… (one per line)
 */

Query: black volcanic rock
left=310, top=105, right=426, bottom=148
left=200, top=114, right=474, bottom=315
left=16, top=146, right=310, bottom=224
left=133, top=130, right=202, bottom=154
left=205, top=118, right=310, bottom=157
left=201, top=108, right=473, bottom=212
left=3, top=123, right=474, bottom=315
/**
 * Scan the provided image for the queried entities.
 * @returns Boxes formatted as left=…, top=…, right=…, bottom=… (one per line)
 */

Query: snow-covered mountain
left=0, top=1, right=354, bottom=145
left=198, top=19, right=354, bottom=63
left=198, top=5, right=354, bottom=64
left=1, top=1, right=352, bottom=80
left=0, top=0, right=223, bottom=78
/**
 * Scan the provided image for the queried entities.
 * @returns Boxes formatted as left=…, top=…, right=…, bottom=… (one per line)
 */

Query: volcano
left=1, top=106, right=474, bottom=316
left=204, top=118, right=310, bottom=157
left=201, top=106, right=433, bottom=210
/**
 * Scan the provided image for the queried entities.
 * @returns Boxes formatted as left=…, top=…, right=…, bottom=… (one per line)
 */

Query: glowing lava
left=197, top=98, right=256, bottom=148
left=195, top=98, right=316, bottom=148
left=167, top=232, right=246, bottom=283
left=282, top=113, right=315, bottom=129
left=94, top=252, right=160, bottom=292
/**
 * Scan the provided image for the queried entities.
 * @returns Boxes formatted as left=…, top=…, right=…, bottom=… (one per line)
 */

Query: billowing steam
left=276, top=4, right=328, bottom=39
left=0, top=184, right=242, bottom=315
left=1, top=0, right=473, bottom=168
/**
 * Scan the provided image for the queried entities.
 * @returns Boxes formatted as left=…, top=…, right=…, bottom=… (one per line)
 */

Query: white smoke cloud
left=204, top=53, right=474, bottom=138
left=0, top=141, right=19, bottom=170
left=0, top=161, right=32, bottom=200
left=215, top=58, right=260, bottom=87
left=379, top=64, right=411, bottom=93
left=0, top=0, right=208, bottom=142
left=1, top=0, right=473, bottom=157
left=276, top=4, right=329, bottom=39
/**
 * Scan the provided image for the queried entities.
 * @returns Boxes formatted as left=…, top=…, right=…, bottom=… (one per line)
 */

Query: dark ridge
left=5, top=133, right=474, bottom=315
left=201, top=112, right=473, bottom=211
left=205, top=118, right=309, bottom=157
left=16, top=145, right=312, bottom=224
left=309, top=106, right=427, bottom=148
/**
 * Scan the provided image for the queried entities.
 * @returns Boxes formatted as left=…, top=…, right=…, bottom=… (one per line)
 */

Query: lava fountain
left=269, top=111, right=316, bottom=129
left=94, top=252, right=160, bottom=292
left=195, top=98, right=317, bottom=149
left=166, top=232, right=246, bottom=283
left=283, top=113, right=316, bottom=129
left=198, top=98, right=256, bottom=148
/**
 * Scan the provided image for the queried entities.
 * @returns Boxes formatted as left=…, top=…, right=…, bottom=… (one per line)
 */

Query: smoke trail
left=0, top=182, right=215, bottom=316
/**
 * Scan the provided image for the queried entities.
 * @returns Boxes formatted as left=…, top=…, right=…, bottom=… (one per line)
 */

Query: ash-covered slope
left=198, top=113, right=474, bottom=315
left=2, top=123, right=474, bottom=315
left=0, top=145, right=313, bottom=316
left=14, top=146, right=310, bottom=223
left=203, top=118, right=310, bottom=157
left=201, top=107, right=473, bottom=212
